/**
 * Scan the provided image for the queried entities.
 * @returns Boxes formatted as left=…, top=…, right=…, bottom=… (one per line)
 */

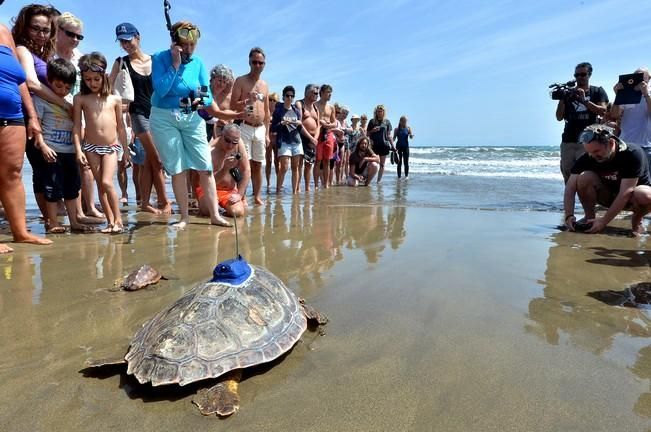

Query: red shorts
left=195, top=184, right=241, bottom=208
left=316, top=131, right=335, bottom=161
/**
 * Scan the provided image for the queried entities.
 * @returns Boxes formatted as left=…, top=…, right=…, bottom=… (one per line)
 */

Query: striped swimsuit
left=82, top=142, right=122, bottom=155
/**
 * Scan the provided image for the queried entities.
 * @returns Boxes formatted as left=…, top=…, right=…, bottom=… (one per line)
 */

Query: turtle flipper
left=85, top=357, right=127, bottom=368
left=192, top=370, right=242, bottom=417
left=299, top=298, right=328, bottom=325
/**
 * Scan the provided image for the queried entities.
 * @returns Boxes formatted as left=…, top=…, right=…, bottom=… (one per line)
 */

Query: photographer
left=555, top=62, right=608, bottom=183
left=149, top=20, right=241, bottom=229
left=199, top=123, right=250, bottom=218
left=610, top=67, right=651, bottom=164
left=563, top=124, right=651, bottom=235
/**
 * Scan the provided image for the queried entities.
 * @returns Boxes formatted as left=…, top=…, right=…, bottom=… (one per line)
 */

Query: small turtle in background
left=112, top=264, right=167, bottom=292
left=86, top=256, right=327, bottom=417
left=588, top=282, right=651, bottom=308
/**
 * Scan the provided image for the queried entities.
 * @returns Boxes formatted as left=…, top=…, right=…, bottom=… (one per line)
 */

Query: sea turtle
left=111, top=264, right=166, bottom=291
left=86, top=256, right=327, bottom=416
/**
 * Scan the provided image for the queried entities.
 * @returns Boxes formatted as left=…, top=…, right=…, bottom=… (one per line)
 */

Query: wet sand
left=1, top=185, right=651, bottom=431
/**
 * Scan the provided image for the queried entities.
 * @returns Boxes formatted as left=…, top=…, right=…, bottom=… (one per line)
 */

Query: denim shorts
left=278, top=140, right=304, bottom=158
left=150, top=106, right=211, bottom=175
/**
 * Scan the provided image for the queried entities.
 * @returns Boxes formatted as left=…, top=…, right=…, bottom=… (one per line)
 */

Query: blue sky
left=3, top=0, right=651, bottom=147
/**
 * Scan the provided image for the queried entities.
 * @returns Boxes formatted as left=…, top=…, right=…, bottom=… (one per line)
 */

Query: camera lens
left=235, top=152, right=241, bottom=160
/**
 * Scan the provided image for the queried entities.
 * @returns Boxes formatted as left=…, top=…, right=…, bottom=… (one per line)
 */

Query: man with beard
left=563, top=124, right=651, bottom=234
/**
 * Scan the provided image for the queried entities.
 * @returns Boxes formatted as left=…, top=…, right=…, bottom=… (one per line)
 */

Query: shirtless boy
left=296, top=84, right=320, bottom=192
left=315, top=84, right=337, bottom=188
left=199, top=123, right=250, bottom=218
left=230, top=47, right=269, bottom=205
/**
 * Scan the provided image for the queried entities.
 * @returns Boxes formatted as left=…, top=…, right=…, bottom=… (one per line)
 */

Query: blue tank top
left=31, top=51, right=48, bottom=88
left=396, top=127, right=410, bottom=148
left=0, top=45, right=26, bottom=119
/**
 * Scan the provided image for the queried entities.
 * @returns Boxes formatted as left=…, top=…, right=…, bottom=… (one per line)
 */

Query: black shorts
left=44, top=152, right=81, bottom=202
left=372, top=141, right=390, bottom=157
left=301, top=134, right=315, bottom=165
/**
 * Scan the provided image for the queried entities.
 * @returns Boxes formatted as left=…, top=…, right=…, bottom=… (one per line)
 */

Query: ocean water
left=19, top=145, right=566, bottom=216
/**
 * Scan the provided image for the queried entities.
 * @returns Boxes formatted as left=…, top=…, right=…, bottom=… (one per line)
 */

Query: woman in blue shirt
left=393, top=115, right=414, bottom=179
left=150, top=21, right=240, bottom=229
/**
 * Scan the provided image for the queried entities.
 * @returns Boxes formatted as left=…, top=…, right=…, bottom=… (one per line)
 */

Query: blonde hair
left=373, top=104, right=386, bottom=122
left=269, top=92, right=279, bottom=103
left=57, top=12, right=83, bottom=30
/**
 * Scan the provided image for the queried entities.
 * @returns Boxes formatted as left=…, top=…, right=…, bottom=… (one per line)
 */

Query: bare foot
left=78, top=215, right=106, bottom=224
left=14, top=233, right=53, bottom=245
left=120, top=197, right=128, bottom=206
left=211, top=216, right=233, bottom=227
left=0, top=243, right=14, bottom=254
left=159, top=203, right=173, bottom=215
left=70, top=224, right=96, bottom=233
left=254, top=197, right=264, bottom=206
left=632, top=215, right=646, bottom=235
left=140, top=204, right=162, bottom=215
left=172, top=220, right=188, bottom=230
left=100, top=224, right=114, bottom=234
left=48, top=225, right=67, bottom=234
left=111, top=224, right=124, bottom=234
left=86, top=209, right=105, bottom=219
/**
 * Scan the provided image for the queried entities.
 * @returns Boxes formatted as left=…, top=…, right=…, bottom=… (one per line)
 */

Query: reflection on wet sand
left=529, top=230, right=651, bottom=417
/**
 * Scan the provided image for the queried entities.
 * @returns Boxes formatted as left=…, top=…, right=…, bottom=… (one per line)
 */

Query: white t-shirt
left=34, top=96, right=75, bottom=154
left=620, top=91, right=651, bottom=148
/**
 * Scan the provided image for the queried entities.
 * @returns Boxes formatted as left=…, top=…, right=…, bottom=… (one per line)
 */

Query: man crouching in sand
left=198, top=124, right=250, bottom=218
left=564, top=124, right=651, bottom=234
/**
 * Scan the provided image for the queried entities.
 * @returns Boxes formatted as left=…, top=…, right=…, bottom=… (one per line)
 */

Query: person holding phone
left=367, top=104, right=395, bottom=183
left=610, top=67, right=651, bottom=164
left=149, top=20, right=241, bottom=229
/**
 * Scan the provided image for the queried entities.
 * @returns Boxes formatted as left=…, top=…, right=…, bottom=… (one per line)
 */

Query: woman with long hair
left=0, top=18, right=51, bottom=252
left=13, top=4, right=62, bottom=221
left=347, top=136, right=379, bottom=187
left=109, top=22, right=171, bottom=214
left=393, top=115, right=414, bottom=179
left=366, top=104, right=394, bottom=183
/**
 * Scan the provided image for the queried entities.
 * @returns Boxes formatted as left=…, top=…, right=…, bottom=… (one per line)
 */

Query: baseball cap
left=351, top=114, right=360, bottom=120
left=115, top=23, right=139, bottom=41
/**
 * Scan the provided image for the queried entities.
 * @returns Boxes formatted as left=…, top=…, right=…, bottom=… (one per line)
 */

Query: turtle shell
left=124, top=260, right=307, bottom=386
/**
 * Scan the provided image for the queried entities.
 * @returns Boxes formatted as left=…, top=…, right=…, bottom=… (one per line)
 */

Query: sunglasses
left=29, top=24, right=51, bottom=35
left=578, top=127, right=612, bottom=144
left=251, top=60, right=265, bottom=66
left=223, top=136, right=238, bottom=145
left=284, top=94, right=295, bottom=98
left=176, top=27, right=200, bottom=42
left=574, top=72, right=589, bottom=78
left=59, top=27, right=84, bottom=41
left=80, top=63, right=105, bottom=73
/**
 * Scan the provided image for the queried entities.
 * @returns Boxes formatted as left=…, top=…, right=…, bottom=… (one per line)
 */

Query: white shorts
left=240, top=123, right=266, bottom=162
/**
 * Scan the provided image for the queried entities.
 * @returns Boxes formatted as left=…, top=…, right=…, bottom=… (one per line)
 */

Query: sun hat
left=115, top=23, right=139, bottom=41
left=351, top=114, right=360, bottom=119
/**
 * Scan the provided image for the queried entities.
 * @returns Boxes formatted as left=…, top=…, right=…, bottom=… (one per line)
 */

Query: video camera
left=549, top=80, right=578, bottom=101
left=179, top=86, right=209, bottom=114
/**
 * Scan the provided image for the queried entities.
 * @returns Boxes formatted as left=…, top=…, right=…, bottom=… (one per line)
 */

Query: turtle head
left=211, top=255, right=252, bottom=284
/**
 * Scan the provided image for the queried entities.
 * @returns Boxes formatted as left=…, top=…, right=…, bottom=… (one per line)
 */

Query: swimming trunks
left=195, top=184, right=241, bottom=209
left=316, top=131, right=335, bottom=161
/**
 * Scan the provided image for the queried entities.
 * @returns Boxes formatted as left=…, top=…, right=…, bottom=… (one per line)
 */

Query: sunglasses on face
left=176, top=27, right=200, bottom=42
left=284, top=94, right=294, bottom=98
left=29, top=24, right=51, bottom=35
left=59, top=27, right=84, bottom=41
left=251, top=60, right=265, bottom=66
left=574, top=72, right=589, bottom=78
left=80, top=63, right=105, bottom=73
left=224, top=136, right=238, bottom=145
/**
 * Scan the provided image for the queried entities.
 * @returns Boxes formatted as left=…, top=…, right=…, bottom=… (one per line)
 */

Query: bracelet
left=565, top=214, right=574, bottom=222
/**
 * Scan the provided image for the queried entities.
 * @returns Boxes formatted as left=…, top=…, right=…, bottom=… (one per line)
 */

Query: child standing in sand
left=35, top=58, right=91, bottom=234
left=72, top=52, right=129, bottom=233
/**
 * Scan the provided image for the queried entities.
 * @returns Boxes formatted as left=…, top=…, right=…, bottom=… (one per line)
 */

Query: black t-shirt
left=562, top=85, right=609, bottom=142
left=570, top=141, right=651, bottom=190
left=119, top=56, right=153, bottom=118
left=367, top=118, right=392, bottom=149
left=349, top=150, right=372, bottom=175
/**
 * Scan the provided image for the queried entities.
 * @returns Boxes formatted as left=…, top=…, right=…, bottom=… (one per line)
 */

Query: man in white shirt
left=612, top=67, right=651, bottom=163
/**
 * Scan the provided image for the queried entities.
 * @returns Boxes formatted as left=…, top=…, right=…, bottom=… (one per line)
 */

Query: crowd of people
left=0, top=3, right=415, bottom=253
left=556, top=62, right=651, bottom=234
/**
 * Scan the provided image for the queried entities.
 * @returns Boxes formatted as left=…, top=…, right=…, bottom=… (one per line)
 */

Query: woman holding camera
left=150, top=21, right=240, bottom=229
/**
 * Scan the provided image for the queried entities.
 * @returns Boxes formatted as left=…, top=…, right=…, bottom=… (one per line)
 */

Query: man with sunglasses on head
left=556, top=62, right=609, bottom=183
left=563, top=124, right=651, bottom=235
left=230, top=47, right=269, bottom=206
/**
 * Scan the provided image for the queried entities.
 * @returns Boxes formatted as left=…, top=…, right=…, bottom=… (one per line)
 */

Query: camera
left=230, top=167, right=242, bottom=183
left=179, top=86, right=210, bottom=114
left=234, top=152, right=242, bottom=161
left=549, top=80, right=578, bottom=100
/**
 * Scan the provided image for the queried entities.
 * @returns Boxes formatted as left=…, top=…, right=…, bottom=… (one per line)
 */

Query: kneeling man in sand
left=564, top=124, right=651, bottom=234
left=199, top=124, right=250, bottom=218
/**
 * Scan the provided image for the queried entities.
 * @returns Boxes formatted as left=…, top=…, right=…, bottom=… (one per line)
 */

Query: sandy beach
left=1, top=184, right=651, bottom=431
